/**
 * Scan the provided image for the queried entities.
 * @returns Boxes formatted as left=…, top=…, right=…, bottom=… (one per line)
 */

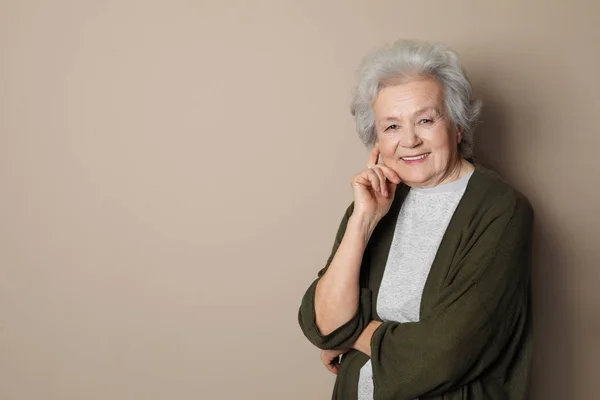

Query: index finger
left=368, top=145, right=380, bottom=167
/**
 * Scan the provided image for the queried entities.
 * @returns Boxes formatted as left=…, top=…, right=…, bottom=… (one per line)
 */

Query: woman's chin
left=398, top=170, right=433, bottom=188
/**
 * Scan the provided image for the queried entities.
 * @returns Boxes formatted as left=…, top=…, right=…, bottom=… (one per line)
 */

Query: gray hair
left=350, top=39, right=482, bottom=158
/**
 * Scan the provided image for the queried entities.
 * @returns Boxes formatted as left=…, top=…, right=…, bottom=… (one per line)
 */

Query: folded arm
left=298, top=204, right=375, bottom=350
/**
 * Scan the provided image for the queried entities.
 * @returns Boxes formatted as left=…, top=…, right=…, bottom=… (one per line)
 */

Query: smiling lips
left=401, top=152, right=430, bottom=162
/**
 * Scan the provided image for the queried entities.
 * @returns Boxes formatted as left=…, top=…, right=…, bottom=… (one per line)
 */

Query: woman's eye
left=419, top=119, right=433, bottom=124
left=385, top=124, right=400, bottom=132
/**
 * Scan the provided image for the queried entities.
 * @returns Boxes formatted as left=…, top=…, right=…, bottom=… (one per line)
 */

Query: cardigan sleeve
left=298, top=203, right=374, bottom=350
left=370, top=195, right=534, bottom=400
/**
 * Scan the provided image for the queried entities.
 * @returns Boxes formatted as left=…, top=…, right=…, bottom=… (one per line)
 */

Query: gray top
left=358, top=171, right=473, bottom=400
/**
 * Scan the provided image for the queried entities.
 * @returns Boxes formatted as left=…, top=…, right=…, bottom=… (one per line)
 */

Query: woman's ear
left=456, top=126, right=465, bottom=143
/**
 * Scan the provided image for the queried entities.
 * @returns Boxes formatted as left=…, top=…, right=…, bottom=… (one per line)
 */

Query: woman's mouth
left=401, top=153, right=430, bottom=163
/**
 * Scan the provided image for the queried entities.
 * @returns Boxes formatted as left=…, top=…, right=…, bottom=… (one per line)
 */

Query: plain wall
left=1, top=1, right=598, bottom=399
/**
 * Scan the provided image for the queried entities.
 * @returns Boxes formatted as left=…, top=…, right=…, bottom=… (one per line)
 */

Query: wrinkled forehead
left=373, top=78, right=446, bottom=119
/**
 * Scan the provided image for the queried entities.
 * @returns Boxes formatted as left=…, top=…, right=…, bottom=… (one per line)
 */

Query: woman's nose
left=399, top=125, right=420, bottom=147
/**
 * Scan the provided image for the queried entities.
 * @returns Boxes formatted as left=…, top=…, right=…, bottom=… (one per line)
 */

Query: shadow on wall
left=473, top=85, right=574, bottom=400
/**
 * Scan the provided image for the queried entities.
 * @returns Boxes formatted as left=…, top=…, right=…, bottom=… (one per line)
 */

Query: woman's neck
left=429, top=157, right=474, bottom=188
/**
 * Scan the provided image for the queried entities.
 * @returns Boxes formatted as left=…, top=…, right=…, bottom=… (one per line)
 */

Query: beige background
left=1, top=0, right=598, bottom=399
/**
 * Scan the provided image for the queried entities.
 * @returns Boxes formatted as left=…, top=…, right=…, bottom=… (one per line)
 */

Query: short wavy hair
left=350, top=39, right=482, bottom=158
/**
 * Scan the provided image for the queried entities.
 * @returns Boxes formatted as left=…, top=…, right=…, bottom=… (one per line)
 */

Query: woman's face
left=372, top=78, right=463, bottom=188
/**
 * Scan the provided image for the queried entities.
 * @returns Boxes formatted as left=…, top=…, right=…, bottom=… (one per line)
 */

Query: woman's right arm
left=298, top=146, right=401, bottom=349
left=314, top=214, right=373, bottom=335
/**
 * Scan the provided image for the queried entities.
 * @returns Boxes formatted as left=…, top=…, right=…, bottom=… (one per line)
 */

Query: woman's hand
left=320, top=348, right=348, bottom=375
left=351, top=146, right=401, bottom=233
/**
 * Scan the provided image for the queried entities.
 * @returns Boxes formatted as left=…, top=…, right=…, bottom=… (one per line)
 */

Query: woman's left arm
left=357, top=194, right=534, bottom=400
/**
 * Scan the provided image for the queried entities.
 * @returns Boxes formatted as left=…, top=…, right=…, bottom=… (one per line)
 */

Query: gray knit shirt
left=357, top=172, right=473, bottom=400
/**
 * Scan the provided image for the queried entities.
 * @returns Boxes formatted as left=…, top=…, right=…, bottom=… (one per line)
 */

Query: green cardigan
left=298, top=164, right=533, bottom=400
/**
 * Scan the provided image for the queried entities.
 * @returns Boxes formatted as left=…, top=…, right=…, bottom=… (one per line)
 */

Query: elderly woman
left=298, top=40, right=533, bottom=400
